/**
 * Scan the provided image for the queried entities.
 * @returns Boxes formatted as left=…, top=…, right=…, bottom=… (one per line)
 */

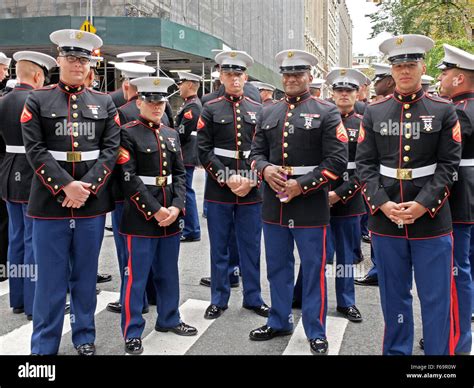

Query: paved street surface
left=0, top=169, right=472, bottom=356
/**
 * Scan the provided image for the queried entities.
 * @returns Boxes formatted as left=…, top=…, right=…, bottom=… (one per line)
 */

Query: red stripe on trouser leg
left=319, top=226, right=327, bottom=325
left=449, top=233, right=460, bottom=355
left=123, top=235, right=134, bottom=340
left=451, top=281, right=460, bottom=354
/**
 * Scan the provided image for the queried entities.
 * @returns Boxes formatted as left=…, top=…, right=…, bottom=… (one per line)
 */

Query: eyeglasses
left=61, top=55, right=90, bottom=65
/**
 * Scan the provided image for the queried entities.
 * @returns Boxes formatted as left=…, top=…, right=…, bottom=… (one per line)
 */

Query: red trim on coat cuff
left=130, top=192, right=156, bottom=221
left=425, top=186, right=450, bottom=218
left=35, top=163, right=64, bottom=196
left=89, top=163, right=112, bottom=195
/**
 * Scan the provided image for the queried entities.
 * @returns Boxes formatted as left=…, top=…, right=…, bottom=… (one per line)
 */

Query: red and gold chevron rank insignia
left=20, top=106, right=33, bottom=123
left=336, top=123, right=349, bottom=143
left=184, top=110, right=193, bottom=120
left=452, top=121, right=461, bottom=143
left=114, top=113, right=121, bottom=126
left=197, top=117, right=205, bottom=130
left=358, top=125, right=366, bottom=144
left=116, top=147, right=130, bottom=165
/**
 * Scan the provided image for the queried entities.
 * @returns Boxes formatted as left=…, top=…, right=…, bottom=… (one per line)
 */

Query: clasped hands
left=380, top=201, right=427, bottom=226
left=262, top=165, right=302, bottom=203
left=226, top=174, right=257, bottom=198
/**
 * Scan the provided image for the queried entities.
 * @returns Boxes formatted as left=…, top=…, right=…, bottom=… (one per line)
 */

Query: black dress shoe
left=76, top=343, right=96, bottom=356
left=97, top=273, right=112, bottom=284
left=354, top=274, right=378, bottom=286
left=249, top=325, right=293, bottom=341
left=107, top=301, right=122, bottom=313
left=125, top=338, right=143, bottom=355
left=65, top=304, right=70, bottom=315
left=419, top=338, right=424, bottom=350
left=361, top=234, right=371, bottom=244
left=292, top=299, right=302, bottom=309
left=337, top=305, right=363, bottom=322
left=199, top=277, right=239, bottom=288
left=243, top=303, right=270, bottom=318
left=13, top=307, right=24, bottom=314
left=310, top=338, right=328, bottom=355
left=204, top=304, right=227, bottom=320
left=155, top=322, right=198, bottom=336
left=107, top=301, right=148, bottom=314
left=27, top=314, right=32, bottom=321
left=180, top=235, right=201, bottom=243
left=104, top=226, right=114, bottom=232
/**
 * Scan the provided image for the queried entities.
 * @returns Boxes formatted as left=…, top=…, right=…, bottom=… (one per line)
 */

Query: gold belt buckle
left=156, top=176, right=167, bottom=186
left=396, top=168, right=412, bottom=180
left=67, top=151, right=82, bottom=162
left=282, top=166, right=294, bottom=175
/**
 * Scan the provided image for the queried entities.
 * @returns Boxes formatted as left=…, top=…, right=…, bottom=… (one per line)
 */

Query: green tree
left=367, top=0, right=473, bottom=40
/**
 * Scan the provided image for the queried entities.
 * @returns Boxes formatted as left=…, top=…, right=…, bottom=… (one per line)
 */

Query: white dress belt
left=460, top=159, right=474, bottom=167
left=48, top=150, right=100, bottom=162
left=281, top=165, right=319, bottom=176
left=139, top=175, right=173, bottom=186
left=6, top=145, right=26, bottom=154
left=214, top=148, right=250, bottom=160
left=380, top=164, right=437, bottom=180
left=347, top=162, right=357, bottom=170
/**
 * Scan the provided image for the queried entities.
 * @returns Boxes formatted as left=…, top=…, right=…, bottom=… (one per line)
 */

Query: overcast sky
left=346, top=0, right=393, bottom=56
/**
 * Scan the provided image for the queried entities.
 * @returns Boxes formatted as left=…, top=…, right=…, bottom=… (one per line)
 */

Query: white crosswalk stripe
left=0, top=285, right=356, bottom=355
left=283, top=316, right=348, bottom=355
left=0, top=291, right=118, bottom=355
left=0, top=281, right=9, bottom=297
left=140, top=299, right=216, bottom=355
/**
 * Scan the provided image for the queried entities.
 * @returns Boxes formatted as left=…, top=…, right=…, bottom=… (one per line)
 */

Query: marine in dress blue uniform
left=109, top=51, right=151, bottom=108
left=354, top=74, right=371, bottom=115
left=22, top=30, right=120, bottom=355
left=0, top=51, right=56, bottom=319
left=437, top=44, right=474, bottom=354
left=106, top=62, right=156, bottom=315
left=355, top=63, right=396, bottom=287
left=356, top=35, right=462, bottom=355
left=115, top=62, right=157, bottom=125
left=309, top=78, right=325, bottom=98
left=85, top=56, right=114, bottom=286
left=293, top=70, right=367, bottom=313
left=251, top=82, right=276, bottom=106
left=249, top=50, right=348, bottom=355
left=0, top=52, right=11, bottom=283
left=118, top=76, right=197, bottom=355
left=198, top=51, right=269, bottom=320
left=199, top=66, right=262, bottom=291
left=175, top=71, right=202, bottom=243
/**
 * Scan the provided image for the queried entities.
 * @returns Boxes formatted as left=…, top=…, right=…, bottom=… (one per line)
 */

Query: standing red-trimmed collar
left=451, top=90, right=474, bottom=103
left=284, top=91, right=311, bottom=105
left=138, top=114, right=161, bottom=130
left=58, top=80, right=85, bottom=94
left=392, top=87, right=425, bottom=104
